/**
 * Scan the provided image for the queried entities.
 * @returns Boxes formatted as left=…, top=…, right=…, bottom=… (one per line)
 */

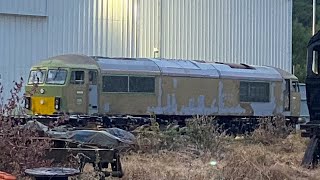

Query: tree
left=292, top=0, right=320, bottom=82
left=292, top=20, right=310, bottom=82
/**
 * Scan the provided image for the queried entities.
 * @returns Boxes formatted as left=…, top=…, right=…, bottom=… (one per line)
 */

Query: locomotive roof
left=94, top=56, right=284, bottom=81
left=32, top=54, right=99, bottom=69
left=270, top=67, right=298, bottom=81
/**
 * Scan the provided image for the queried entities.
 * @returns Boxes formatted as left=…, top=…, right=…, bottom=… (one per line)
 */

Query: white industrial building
left=0, top=0, right=292, bottom=98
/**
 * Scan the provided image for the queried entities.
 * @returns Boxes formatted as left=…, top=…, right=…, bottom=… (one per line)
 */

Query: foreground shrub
left=0, top=80, right=52, bottom=177
left=134, top=116, right=229, bottom=160
left=251, top=115, right=294, bottom=145
left=183, top=116, right=228, bottom=157
left=0, top=120, right=53, bottom=176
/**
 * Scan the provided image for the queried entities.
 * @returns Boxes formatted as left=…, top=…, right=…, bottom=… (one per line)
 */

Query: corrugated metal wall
left=0, top=15, right=47, bottom=99
left=164, top=0, right=292, bottom=70
left=0, top=0, right=293, bottom=99
left=46, top=0, right=140, bottom=57
left=0, top=0, right=47, bottom=16
left=47, top=0, right=293, bottom=70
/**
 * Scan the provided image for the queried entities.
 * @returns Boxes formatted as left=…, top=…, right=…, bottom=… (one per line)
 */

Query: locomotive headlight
left=40, top=99, right=45, bottom=105
left=40, top=88, right=45, bottom=94
left=54, top=97, right=61, bottom=110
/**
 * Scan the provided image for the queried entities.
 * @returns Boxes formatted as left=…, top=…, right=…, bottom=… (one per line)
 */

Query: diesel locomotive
left=24, top=54, right=301, bottom=125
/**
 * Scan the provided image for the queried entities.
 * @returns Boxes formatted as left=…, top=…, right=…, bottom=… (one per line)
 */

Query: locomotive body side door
left=88, top=70, right=99, bottom=115
left=66, top=69, right=88, bottom=114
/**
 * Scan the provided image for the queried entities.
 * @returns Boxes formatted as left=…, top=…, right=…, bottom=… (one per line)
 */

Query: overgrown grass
left=132, top=116, right=230, bottom=160
left=100, top=116, right=317, bottom=180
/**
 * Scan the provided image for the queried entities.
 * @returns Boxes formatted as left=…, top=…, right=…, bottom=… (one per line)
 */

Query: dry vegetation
left=1, top=80, right=320, bottom=179
left=76, top=116, right=320, bottom=180
left=0, top=80, right=53, bottom=178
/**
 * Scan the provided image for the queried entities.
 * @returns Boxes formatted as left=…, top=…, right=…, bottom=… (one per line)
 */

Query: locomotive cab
left=306, top=31, right=320, bottom=122
left=284, top=78, right=301, bottom=119
left=25, top=68, right=68, bottom=115
left=273, top=67, right=301, bottom=120
left=24, top=55, right=100, bottom=116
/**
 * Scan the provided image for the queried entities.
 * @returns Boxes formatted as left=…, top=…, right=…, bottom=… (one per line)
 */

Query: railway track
left=8, top=114, right=167, bottom=130
left=7, top=113, right=292, bottom=136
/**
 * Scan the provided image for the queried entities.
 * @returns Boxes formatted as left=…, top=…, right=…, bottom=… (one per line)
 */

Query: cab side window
left=284, top=79, right=290, bottom=111
left=89, top=71, right=98, bottom=85
left=292, top=81, right=300, bottom=92
left=70, top=71, right=85, bottom=84
left=312, top=50, right=320, bottom=75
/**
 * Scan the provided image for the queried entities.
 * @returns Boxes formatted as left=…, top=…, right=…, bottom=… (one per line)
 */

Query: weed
left=251, top=116, right=294, bottom=145
left=0, top=78, right=52, bottom=177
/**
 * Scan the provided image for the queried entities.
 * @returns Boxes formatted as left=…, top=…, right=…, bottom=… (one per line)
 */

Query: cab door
left=283, top=79, right=301, bottom=117
left=67, top=69, right=88, bottom=114
left=284, top=79, right=291, bottom=112
left=88, top=70, right=98, bottom=115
